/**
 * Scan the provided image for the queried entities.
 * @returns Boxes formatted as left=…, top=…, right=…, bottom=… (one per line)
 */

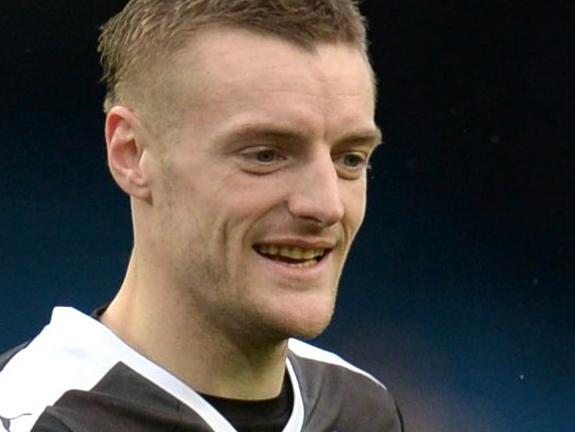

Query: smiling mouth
left=254, top=245, right=330, bottom=268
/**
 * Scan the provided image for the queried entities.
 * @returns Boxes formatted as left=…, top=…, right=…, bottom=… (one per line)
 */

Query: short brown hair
left=98, top=0, right=370, bottom=115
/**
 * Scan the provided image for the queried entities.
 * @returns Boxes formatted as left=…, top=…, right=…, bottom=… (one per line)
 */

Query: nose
left=287, top=153, right=345, bottom=227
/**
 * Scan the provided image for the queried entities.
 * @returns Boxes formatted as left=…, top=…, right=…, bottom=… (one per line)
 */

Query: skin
left=101, top=26, right=380, bottom=400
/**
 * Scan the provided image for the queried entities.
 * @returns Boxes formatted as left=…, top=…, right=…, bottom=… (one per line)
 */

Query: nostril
left=287, top=195, right=345, bottom=227
left=285, top=159, right=345, bottom=226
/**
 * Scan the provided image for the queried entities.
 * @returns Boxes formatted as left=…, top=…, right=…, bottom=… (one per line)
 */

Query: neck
left=101, top=252, right=289, bottom=400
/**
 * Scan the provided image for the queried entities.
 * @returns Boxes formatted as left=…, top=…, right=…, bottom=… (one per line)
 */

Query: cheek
left=195, top=183, right=282, bottom=251
left=342, top=181, right=367, bottom=233
left=215, top=174, right=288, bottom=219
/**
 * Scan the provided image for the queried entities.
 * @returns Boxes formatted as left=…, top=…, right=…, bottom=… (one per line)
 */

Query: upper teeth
left=256, top=245, right=325, bottom=260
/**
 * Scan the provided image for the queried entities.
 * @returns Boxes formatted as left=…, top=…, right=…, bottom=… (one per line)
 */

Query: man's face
left=146, top=27, right=379, bottom=342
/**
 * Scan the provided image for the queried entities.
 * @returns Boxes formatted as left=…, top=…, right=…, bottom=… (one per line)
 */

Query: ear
left=105, top=106, right=152, bottom=200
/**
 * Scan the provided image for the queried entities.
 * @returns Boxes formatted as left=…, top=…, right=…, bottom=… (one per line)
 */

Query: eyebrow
left=338, top=126, right=383, bottom=148
left=223, top=124, right=309, bottom=144
left=222, top=123, right=383, bottom=148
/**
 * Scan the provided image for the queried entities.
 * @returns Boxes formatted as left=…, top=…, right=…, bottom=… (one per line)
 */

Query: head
left=101, top=1, right=380, bottom=344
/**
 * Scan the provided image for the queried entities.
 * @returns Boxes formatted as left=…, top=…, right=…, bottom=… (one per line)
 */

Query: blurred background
left=1, top=1, right=573, bottom=430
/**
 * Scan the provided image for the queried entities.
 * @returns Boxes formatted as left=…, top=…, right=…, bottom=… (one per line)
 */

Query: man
left=0, top=1, right=403, bottom=431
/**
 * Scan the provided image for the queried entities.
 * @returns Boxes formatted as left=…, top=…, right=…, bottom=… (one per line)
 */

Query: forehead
left=168, top=27, right=376, bottom=141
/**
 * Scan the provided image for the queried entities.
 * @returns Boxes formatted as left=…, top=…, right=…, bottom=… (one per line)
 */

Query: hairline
left=104, top=20, right=373, bottom=113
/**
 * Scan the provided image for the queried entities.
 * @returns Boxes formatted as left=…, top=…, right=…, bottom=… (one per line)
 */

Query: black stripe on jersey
left=288, top=352, right=403, bottom=432
left=33, top=362, right=215, bottom=432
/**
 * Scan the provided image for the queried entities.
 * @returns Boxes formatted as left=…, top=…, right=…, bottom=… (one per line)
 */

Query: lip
left=252, top=237, right=337, bottom=250
left=252, top=244, right=334, bottom=282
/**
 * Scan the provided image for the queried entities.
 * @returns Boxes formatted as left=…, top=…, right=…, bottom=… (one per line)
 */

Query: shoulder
left=0, top=307, right=120, bottom=432
left=287, top=339, right=403, bottom=432
left=288, top=338, right=386, bottom=387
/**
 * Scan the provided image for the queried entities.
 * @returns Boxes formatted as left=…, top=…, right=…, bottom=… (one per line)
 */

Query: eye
left=334, top=151, right=369, bottom=179
left=253, top=149, right=280, bottom=164
left=342, top=153, right=366, bottom=168
left=240, top=147, right=285, bottom=164
left=239, top=146, right=287, bottom=174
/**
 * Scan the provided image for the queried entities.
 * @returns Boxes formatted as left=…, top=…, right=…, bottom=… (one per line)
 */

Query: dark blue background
left=1, top=1, right=573, bottom=430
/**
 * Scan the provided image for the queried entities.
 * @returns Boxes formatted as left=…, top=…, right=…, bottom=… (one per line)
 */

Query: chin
left=287, top=319, right=332, bottom=341
left=262, top=295, right=336, bottom=341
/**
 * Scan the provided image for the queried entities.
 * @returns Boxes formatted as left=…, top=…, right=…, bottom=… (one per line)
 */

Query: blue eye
left=342, top=153, right=365, bottom=168
left=334, top=152, right=370, bottom=180
left=254, top=149, right=278, bottom=163
left=239, top=147, right=287, bottom=175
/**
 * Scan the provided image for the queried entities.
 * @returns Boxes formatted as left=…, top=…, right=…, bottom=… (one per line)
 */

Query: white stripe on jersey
left=288, top=338, right=388, bottom=390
